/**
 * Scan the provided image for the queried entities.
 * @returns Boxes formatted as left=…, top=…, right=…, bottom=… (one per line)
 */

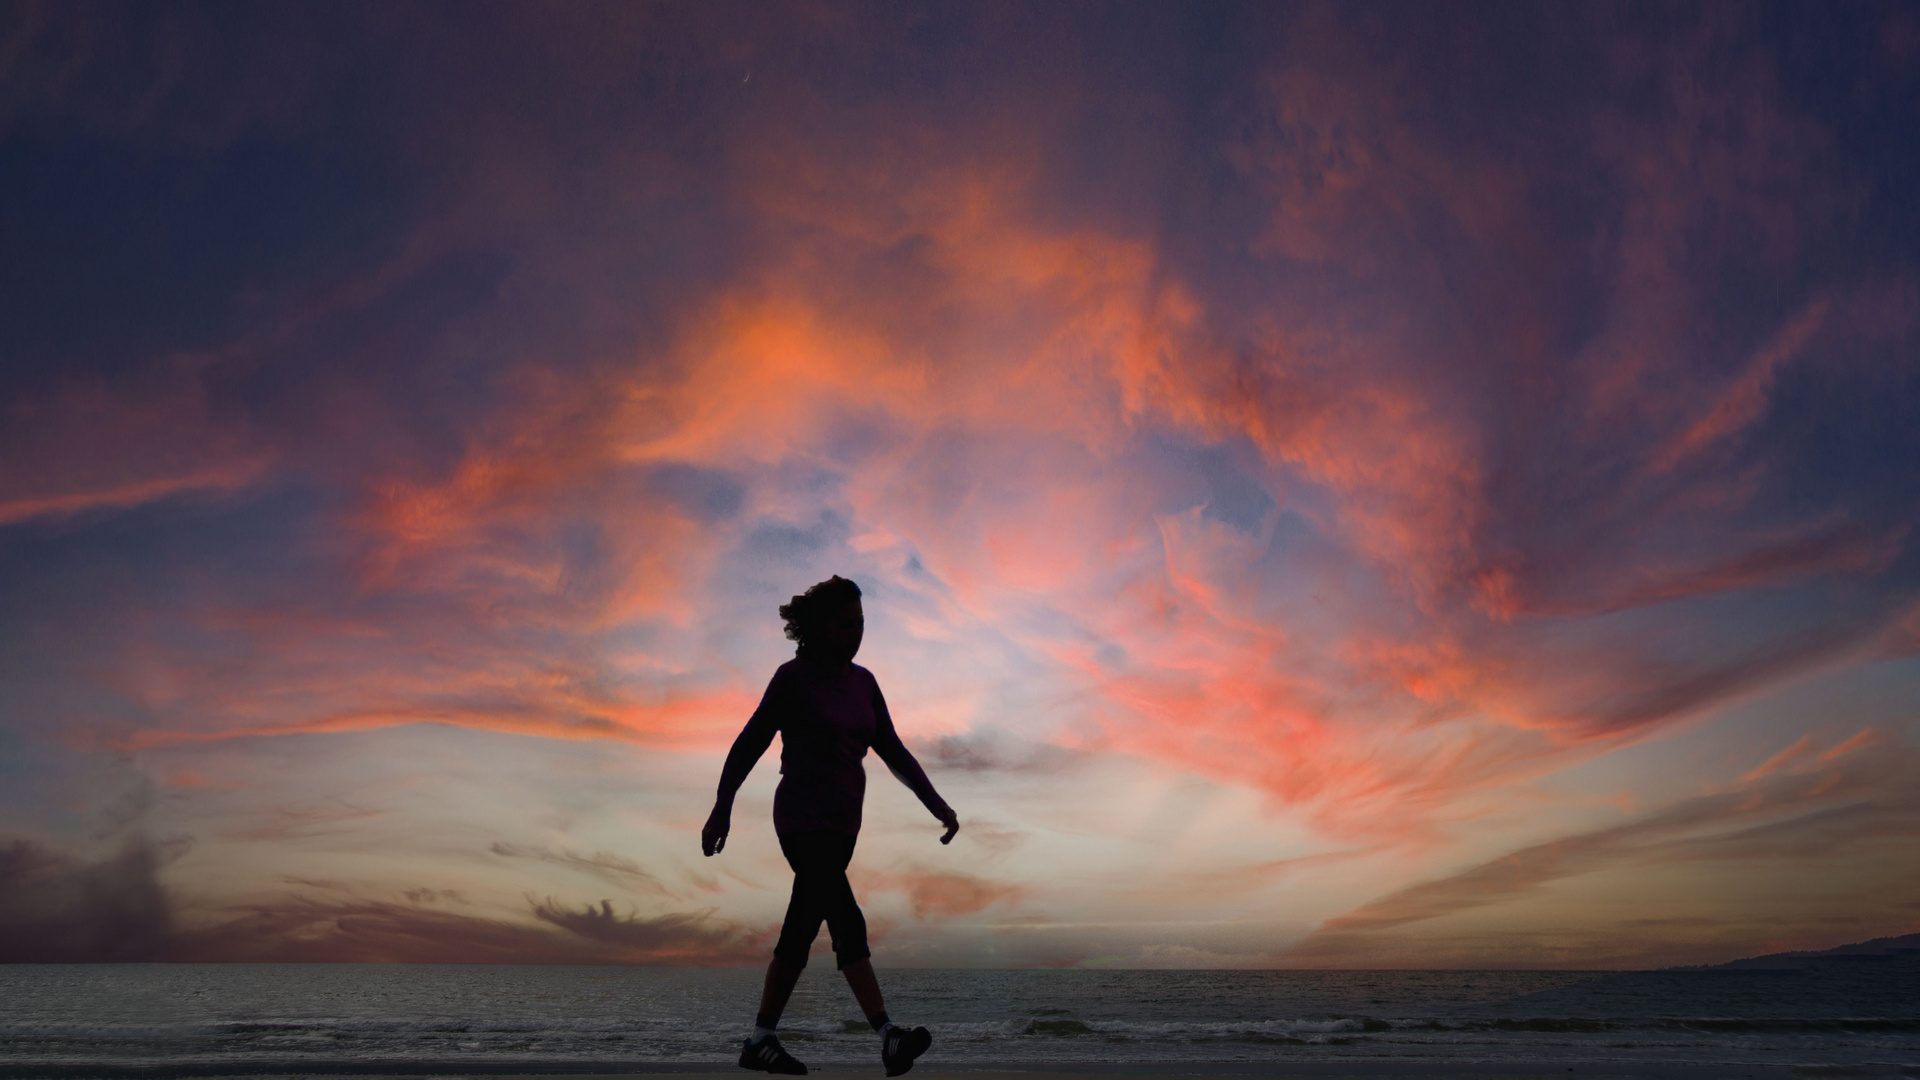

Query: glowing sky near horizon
left=3, top=1, right=1919, bottom=969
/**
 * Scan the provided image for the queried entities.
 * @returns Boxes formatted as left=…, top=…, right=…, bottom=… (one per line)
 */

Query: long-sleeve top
left=716, top=657, right=950, bottom=837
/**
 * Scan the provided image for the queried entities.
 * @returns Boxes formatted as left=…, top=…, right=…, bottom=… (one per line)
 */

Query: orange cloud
left=0, top=460, right=272, bottom=526
left=857, top=867, right=1026, bottom=922
left=1650, top=296, right=1832, bottom=473
left=115, top=693, right=752, bottom=752
left=0, top=377, right=272, bottom=525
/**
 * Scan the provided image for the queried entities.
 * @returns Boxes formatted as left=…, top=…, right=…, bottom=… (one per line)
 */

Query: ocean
left=1, top=962, right=1915, bottom=1075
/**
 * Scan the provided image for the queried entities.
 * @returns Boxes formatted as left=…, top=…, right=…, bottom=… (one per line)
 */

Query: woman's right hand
left=701, top=804, right=730, bottom=856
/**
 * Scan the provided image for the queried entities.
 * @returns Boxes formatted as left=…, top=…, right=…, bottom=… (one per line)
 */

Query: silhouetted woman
left=703, top=575, right=959, bottom=1076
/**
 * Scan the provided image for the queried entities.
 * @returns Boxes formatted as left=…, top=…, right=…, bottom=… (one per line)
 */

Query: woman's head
left=780, top=575, right=864, bottom=662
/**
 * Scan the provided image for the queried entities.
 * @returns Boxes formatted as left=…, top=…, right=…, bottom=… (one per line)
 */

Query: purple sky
left=2, top=1, right=1918, bottom=968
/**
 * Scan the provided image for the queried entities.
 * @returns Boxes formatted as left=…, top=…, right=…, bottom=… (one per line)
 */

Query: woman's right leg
left=754, top=956, right=806, bottom=1031
left=738, top=837, right=834, bottom=1074
left=761, top=834, right=830, bottom=1028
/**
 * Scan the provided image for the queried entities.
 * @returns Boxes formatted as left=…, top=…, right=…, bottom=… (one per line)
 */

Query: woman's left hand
left=702, top=805, right=731, bottom=856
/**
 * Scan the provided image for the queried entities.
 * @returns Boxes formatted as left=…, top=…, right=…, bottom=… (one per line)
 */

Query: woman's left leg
left=840, top=957, right=884, bottom=1019
left=810, top=834, right=933, bottom=1074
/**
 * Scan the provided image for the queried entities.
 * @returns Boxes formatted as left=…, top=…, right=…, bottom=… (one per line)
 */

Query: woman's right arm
left=702, top=672, right=784, bottom=856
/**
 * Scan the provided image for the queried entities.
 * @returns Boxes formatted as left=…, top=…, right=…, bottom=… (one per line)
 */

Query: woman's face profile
left=818, top=599, right=864, bottom=662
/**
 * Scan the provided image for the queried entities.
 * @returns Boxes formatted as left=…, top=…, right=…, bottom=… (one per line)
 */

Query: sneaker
left=881, top=1024, right=932, bottom=1077
left=738, top=1033, right=808, bottom=1075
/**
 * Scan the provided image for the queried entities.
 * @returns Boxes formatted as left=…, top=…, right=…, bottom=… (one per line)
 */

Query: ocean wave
left=7, top=1013, right=1918, bottom=1046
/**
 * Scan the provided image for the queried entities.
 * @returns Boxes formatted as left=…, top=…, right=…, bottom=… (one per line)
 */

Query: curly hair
left=779, top=575, right=862, bottom=646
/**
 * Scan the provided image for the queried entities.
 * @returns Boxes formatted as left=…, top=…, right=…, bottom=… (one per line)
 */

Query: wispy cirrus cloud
left=0, top=377, right=273, bottom=526
left=1290, top=733, right=1920, bottom=966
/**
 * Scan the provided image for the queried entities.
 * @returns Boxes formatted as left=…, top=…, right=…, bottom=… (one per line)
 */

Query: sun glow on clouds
left=2, top=3, right=1919, bottom=968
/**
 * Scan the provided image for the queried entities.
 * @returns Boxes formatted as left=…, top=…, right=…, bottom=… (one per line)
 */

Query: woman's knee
left=829, top=906, right=871, bottom=968
left=772, top=939, right=813, bottom=969
left=773, top=913, right=821, bottom=968
left=825, top=901, right=869, bottom=968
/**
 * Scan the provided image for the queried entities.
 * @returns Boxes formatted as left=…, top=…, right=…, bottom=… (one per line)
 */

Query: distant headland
left=1680, top=931, right=1920, bottom=971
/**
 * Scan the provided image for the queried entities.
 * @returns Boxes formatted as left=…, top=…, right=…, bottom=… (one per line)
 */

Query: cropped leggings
left=772, top=830, right=870, bottom=970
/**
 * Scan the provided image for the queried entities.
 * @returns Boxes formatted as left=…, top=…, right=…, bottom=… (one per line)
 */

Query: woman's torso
left=772, top=657, right=879, bottom=836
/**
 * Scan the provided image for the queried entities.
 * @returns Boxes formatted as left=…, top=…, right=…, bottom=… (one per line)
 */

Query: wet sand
left=484, top=1066, right=1912, bottom=1080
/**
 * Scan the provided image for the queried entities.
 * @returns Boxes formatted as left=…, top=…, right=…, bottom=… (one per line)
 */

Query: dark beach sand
left=15, top=1060, right=1917, bottom=1080
left=481, top=1066, right=1914, bottom=1080
left=12, top=1064, right=1912, bottom=1079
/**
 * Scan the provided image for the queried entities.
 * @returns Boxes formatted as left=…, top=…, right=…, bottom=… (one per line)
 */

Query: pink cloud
left=7, top=3, right=1916, bottom=969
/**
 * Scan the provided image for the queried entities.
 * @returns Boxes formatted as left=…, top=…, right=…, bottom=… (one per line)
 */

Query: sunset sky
left=3, top=1, right=1919, bottom=969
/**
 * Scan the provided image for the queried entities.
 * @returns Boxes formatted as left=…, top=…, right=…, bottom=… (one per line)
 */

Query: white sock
left=750, top=1026, right=776, bottom=1043
left=878, top=1020, right=897, bottom=1040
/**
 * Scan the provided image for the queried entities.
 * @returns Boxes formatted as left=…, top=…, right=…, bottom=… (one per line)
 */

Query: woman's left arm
left=870, top=677, right=960, bottom=844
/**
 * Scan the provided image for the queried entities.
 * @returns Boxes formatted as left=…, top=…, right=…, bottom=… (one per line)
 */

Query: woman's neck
left=797, top=645, right=853, bottom=671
